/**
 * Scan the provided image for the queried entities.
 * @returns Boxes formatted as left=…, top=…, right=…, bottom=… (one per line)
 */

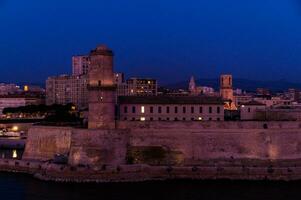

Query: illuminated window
left=24, top=85, right=29, bottom=92
left=12, top=150, right=17, bottom=159
left=140, top=117, right=146, bottom=121
left=141, top=106, right=145, bottom=113
left=198, top=117, right=203, bottom=121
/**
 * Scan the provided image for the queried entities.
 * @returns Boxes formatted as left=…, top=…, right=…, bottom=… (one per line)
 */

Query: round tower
left=88, top=45, right=116, bottom=129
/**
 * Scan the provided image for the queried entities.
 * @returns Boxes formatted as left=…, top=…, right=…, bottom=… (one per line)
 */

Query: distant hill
left=165, top=78, right=301, bottom=92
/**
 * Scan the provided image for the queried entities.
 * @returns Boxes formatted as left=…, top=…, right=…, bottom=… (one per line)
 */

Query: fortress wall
left=22, top=126, right=73, bottom=161
left=129, top=128, right=301, bottom=164
left=121, top=121, right=301, bottom=164
left=22, top=121, right=301, bottom=166
left=117, top=121, right=301, bottom=130
left=68, top=129, right=130, bottom=166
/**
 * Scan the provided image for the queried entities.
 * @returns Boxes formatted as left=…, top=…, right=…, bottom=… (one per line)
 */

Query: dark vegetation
left=3, top=103, right=83, bottom=126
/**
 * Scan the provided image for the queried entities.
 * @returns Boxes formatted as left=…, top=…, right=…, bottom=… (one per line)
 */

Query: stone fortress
left=16, top=45, right=301, bottom=182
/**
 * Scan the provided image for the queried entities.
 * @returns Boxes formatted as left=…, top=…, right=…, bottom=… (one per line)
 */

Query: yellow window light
left=12, top=150, right=17, bottom=159
left=141, top=106, right=145, bottom=113
left=24, top=85, right=29, bottom=92
left=12, top=126, right=19, bottom=132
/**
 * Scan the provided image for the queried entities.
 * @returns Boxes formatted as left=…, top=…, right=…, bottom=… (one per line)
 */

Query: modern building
left=126, top=78, right=158, bottom=96
left=118, top=96, right=224, bottom=121
left=72, top=55, right=90, bottom=76
left=46, top=75, right=88, bottom=110
left=0, top=83, right=22, bottom=95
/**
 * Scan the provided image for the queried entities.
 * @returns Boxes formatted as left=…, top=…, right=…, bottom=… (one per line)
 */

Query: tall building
left=126, top=78, right=157, bottom=96
left=72, top=55, right=90, bottom=76
left=46, top=75, right=88, bottom=110
left=88, top=45, right=116, bottom=129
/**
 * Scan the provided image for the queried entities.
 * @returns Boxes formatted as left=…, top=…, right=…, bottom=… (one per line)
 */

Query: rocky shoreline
left=2, top=158, right=301, bottom=183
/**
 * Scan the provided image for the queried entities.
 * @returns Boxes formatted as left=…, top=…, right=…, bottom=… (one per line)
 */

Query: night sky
left=1, top=0, right=301, bottom=85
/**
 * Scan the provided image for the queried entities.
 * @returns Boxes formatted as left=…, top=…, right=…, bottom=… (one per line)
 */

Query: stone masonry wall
left=23, top=126, right=73, bottom=161
left=23, top=121, right=301, bottom=167
left=68, top=128, right=129, bottom=166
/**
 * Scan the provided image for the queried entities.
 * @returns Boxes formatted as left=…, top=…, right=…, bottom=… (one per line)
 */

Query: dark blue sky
left=1, top=0, right=301, bottom=84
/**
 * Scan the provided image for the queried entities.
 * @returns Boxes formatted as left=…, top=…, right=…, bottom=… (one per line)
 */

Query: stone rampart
left=22, top=126, right=72, bottom=161
left=22, top=121, right=301, bottom=167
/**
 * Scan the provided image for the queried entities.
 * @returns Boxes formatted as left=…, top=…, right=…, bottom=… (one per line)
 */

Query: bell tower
left=88, top=45, right=116, bottom=129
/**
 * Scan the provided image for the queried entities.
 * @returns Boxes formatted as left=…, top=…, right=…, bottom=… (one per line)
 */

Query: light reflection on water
left=0, top=149, right=23, bottom=160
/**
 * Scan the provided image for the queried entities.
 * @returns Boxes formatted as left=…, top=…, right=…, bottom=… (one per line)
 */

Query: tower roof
left=90, top=45, right=114, bottom=56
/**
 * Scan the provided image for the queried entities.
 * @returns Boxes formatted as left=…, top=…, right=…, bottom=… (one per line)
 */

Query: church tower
left=220, top=74, right=236, bottom=110
left=189, top=76, right=196, bottom=94
left=88, top=45, right=116, bottom=129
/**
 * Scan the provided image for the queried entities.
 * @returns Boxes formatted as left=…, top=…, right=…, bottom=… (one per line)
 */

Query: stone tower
left=220, top=74, right=234, bottom=101
left=88, top=45, right=116, bottom=129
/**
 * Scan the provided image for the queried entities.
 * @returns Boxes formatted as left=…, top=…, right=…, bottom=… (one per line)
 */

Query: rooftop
left=118, top=96, right=224, bottom=105
left=243, top=101, right=266, bottom=106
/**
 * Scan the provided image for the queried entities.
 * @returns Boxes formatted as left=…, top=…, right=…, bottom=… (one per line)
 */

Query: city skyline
left=1, top=1, right=301, bottom=84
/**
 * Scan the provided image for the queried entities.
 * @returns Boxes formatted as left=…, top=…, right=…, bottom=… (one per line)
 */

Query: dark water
left=1, top=172, right=301, bottom=200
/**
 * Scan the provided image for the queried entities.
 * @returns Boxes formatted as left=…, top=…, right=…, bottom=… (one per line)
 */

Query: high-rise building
left=88, top=45, right=116, bottom=129
left=46, top=75, right=88, bottom=110
left=72, top=55, right=90, bottom=76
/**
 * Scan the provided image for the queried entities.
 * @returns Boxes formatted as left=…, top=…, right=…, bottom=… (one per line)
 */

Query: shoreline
left=2, top=159, right=301, bottom=183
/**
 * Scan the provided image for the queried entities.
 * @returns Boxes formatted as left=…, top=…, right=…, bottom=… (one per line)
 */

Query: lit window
left=141, top=106, right=145, bottom=113
left=12, top=150, right=17, bottom=159
left=198, top=117, right=203, bottom=121
left=140, top=117, right=146, bottom=121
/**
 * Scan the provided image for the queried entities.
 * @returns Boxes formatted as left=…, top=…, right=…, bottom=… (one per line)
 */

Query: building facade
left=119, top=96, right=224, bottom=121
left=126, top=78, right=158, bottom=96
left=72, top=55, right=90, bottom=76
left=46, top=75, right=88, bottom=110
left=240, top=101, right=266, bottom=120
